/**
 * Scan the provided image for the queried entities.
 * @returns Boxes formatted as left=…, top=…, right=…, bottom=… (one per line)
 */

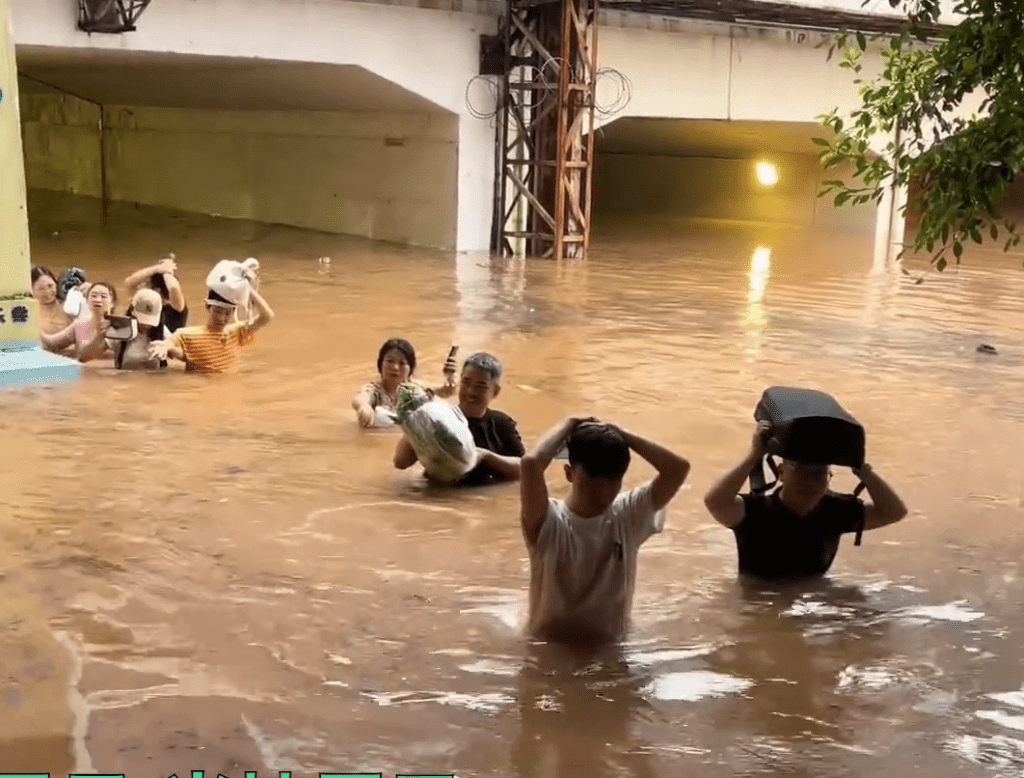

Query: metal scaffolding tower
left=77, top=0, right=153, bottom=33
left=489, top=0, right=599, bottom=260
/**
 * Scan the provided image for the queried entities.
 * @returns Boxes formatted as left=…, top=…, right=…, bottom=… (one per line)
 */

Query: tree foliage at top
left=816, top=0, right=1024, bottom=270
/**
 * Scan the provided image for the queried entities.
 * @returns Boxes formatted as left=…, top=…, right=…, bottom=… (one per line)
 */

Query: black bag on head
left=748, top=386, right=868, bottom=545
left=56, top=267, right=88, bottom=303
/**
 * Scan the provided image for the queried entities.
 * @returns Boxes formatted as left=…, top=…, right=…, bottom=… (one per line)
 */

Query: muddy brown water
left=2, top=195, right=1024, bottom=777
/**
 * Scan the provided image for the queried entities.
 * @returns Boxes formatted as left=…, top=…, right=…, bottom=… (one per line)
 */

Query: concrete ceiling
left=15, top=47, right=446, bottom=114
left=595, top=117, right=837, bottom=159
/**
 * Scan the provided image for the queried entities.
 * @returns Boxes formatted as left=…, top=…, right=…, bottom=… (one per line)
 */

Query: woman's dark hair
left=149, top=272, right=170, bottom=300
left=377, top=338, right=417, bottom=376
left=31, top=266, right=57, bottom=286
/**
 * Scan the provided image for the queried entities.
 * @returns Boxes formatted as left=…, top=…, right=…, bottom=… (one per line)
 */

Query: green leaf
left=811, top=137, right=831, bottom=146
left=953, top=241, right=963, bottom=259
left=991, top=224, right=999, bottom=240
left=970, top=227, right=982, bottom=244
left=936, top=257, right=948, bottom=271
left=857, top=32, right=867, bottom=51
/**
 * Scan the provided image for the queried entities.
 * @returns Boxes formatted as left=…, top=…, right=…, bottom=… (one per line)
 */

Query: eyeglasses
left=788, top=463, right=833, bottom=481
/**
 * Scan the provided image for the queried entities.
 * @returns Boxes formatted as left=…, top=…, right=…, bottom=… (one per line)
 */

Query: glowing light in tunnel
left=754, top=160, right=779, bottom=188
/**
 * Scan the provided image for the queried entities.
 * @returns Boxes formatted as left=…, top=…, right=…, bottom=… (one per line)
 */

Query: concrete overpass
left=8, top=0, right=962, bottom=253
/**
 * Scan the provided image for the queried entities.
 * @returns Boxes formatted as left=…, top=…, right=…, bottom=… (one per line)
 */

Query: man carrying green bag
left=394, top=351, right=525, bottom=487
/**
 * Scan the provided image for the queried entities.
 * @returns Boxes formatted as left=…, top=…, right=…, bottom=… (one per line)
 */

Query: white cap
left=131, top=288, right=163, bottom=327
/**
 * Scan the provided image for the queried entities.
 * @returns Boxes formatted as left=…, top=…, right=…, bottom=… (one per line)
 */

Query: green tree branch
left=815, top=0, right=1024, bottom=271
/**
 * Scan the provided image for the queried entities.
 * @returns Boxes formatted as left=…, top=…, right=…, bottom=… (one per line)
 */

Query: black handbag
left=748, top=386, right=868, bottom=545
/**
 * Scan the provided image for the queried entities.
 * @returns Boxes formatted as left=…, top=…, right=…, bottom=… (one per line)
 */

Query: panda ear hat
left=204, top=260, right=251, bottom=308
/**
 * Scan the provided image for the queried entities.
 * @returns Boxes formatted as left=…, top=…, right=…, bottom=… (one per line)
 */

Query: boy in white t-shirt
left=520, top=418, right=690, bottom=645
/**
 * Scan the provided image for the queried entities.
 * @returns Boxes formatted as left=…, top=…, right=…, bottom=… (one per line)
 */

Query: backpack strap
left=114, top=339, right=128, bottom=369
left=748, top=453, right=780, bottom=495
left=852, top=478, right=866, bottom=546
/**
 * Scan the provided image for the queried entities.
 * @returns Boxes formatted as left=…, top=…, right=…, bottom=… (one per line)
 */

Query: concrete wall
left=102, top=106, right=458, bottom=248
left=17, top=83, right=459, bottom=247
left=593, top=153, right=875, bottom=231
left=11, top=0, right=498, bottom=251
left=18, top=77, right=100, bottom=198
left=595, top=18, right=983, bottom=133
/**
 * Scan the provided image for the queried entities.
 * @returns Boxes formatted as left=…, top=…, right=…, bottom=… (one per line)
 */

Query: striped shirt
left=170, top=321, right=256, bottom=374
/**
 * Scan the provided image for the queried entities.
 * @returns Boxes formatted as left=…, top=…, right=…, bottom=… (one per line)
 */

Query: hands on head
left=751, top=419, right=772, bottom=457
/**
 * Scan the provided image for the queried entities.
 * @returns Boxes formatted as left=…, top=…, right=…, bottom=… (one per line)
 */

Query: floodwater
left=2, top=194, right=1024, bottom=778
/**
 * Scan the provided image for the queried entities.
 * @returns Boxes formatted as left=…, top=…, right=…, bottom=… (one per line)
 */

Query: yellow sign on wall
left=0, top=0, right=37, bottom=349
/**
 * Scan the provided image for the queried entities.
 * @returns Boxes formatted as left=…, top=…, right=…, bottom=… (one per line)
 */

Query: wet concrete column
left=0, top=0, right=79, bottom=386
left=456, top=112, right=496, bottom=252
left=871, top=128, right=908, bottom=270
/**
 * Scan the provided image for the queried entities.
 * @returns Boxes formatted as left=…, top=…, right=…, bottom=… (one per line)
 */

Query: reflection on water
left=2, top=194, right=1024, bottom=776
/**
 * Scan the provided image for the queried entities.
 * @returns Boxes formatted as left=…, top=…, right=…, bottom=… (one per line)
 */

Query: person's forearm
left=524, top=418, right=578, bottom=470
left=41, top=324, right=75, bottom=352
left=618, top=428, right=688, bottom=478
left=480, top=451, right=522, bottom=481
left=250, top=289, right=274, bottom=327
left=704, top=448, right=760, bottom=508
left=162, top=339, right=185, bottom=362
left=163, top=274, right=186, bottom=310
left=124, top=264, right=161, bottom=291
left=432, top=380, right=457, bottom=398
left=352, top=390, right=373, bottom=412
left=394, top=436, right=418, bottom=469
left=858, top=466, right=907, bottom=521
left=77, top=329, right=108, bottom=363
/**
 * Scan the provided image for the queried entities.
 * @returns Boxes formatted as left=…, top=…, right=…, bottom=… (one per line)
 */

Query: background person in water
left=40, top=281, right=119, bottom=364
left=114, top=289, right=169, bottom=370
left=393, top=351, right=526, bottom=485
left=703, top=420, right=908, bottom=581
left=150, top=285, right=273, bottom=374
left=124, top=255, right=189, bottom=333
left=30, top=266, right=73, bottom=344
left=352, top=338, right=457, bottom=427
left=520, top=418, right=690, bottom=644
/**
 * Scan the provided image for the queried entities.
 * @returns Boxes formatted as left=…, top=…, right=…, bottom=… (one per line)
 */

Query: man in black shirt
left=703, top=421, right=908, bottom=581
left=394, top=351, right=525, bottom=486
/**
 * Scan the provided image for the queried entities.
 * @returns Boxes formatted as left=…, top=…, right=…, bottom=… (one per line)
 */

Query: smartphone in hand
left=444, top=344, right=459, bottom=378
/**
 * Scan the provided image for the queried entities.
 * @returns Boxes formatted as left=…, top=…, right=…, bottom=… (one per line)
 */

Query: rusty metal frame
left=77, top=0, right=153, bottom=33
left=492, top=0, right=599, bottom=260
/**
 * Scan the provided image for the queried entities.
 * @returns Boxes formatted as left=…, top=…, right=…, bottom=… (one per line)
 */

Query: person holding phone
left=41, top=282, right=119, bottom=364
left=352, top=339, right=458, bottom=428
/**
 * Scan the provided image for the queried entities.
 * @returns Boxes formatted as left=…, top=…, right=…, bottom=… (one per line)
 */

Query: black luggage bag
left=748, top=386, right=868, bottom=545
